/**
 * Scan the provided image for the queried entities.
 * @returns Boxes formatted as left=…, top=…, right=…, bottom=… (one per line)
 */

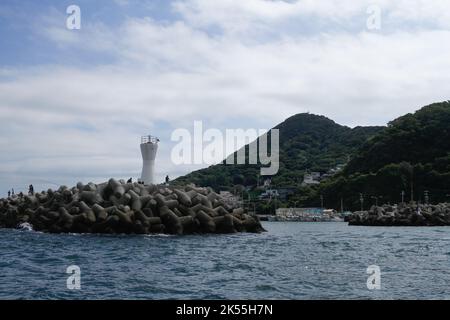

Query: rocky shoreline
left=346, top=203, right=450, bottom=226
left=0, top=179, right=265, bottom=235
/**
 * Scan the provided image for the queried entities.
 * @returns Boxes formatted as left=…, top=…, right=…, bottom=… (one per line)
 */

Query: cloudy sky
left=1, top=0, right=450, bottom=194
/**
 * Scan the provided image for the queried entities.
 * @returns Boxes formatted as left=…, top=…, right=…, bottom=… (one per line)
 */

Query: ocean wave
left=17, top=222, right=33, bottom=231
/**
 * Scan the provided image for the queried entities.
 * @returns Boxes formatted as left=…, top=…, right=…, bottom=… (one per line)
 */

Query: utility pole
left=340, top=197, right=344, bottom=213
left=424, top=190, right=429, bottom=205
left=401, top=190, right=405, bottom=204
left=359, top=193, right=364, bottom=211
left=371, top=196, right=378, bottom=207
left=320, top=195, right=324, bottom=209
left=371, top=196, right=382, bottom=207
left=274, top=196, right=278, bottom=213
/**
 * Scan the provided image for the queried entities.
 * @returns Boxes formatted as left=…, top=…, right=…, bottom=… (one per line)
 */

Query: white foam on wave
left=17, top=222, right=34, bottom=231
left=145, top=233, right=173, bottom=238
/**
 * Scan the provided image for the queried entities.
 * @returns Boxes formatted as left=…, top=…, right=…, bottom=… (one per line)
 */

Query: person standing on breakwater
left=165, top=175, right=170, bottom=185
left=7, top=190, right=11, bottom=197
left=11, top=188, right=14, bottom=195
left=127, top=178, right=133, bottom=183
left=28, top=184, right=34, bottom=195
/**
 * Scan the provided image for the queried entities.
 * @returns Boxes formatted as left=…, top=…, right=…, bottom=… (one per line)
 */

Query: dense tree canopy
left=314, top=102, right=450, bottom=210
left=174, top=113, right=383, bottom=190
left=175, top=102, right=450, bottom=212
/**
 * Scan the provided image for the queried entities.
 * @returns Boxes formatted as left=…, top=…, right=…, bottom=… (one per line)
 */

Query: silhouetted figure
left=7, top=190, right=11, bottom=197
left=28, top=184, right=34, bottom=195
left=127, top=178, right=132, bottom=183
left=165, top=175, right=170, bottom=184
left=11, top=188, right=14, bottom=195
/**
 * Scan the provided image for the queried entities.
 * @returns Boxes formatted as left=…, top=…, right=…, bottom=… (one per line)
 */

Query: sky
left=1, top=0, right=450, bottom=195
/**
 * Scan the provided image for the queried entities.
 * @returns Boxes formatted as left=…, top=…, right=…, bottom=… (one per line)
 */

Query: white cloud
left=174, top=0, right=450, bottom=34
left=114, top=0, right=131, bottom=6
left=1, top=0, right=450, bottom=194
left=173, top=0, right=365, bottom=28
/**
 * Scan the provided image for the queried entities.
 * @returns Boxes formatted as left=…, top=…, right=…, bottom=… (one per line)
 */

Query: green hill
left=315, top=101, right=450, bottom=210
left=174, top=113, right=384, bottom=190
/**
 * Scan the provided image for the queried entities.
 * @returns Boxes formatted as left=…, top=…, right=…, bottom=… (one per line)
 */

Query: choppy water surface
left=1, top=222, right=450, bottom=299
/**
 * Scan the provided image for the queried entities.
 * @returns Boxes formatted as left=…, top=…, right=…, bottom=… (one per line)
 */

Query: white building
left=219, top=191, right=242, bottom=208
left=259, top=189, right=279, bottom=199
left=302, top=172, right=321, bottom=186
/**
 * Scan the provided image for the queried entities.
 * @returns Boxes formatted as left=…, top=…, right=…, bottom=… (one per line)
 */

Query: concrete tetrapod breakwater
left=0, top=179, right=265, bottom=235
left=346, top=203, right=450, bottom=226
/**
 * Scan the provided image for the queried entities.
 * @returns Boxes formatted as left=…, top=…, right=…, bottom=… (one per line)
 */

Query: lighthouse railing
left=141, top=135, right=159, bottom=144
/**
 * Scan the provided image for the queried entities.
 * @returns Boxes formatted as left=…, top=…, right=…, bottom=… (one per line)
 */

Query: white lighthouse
left=140, top=135, right=159, bottom=185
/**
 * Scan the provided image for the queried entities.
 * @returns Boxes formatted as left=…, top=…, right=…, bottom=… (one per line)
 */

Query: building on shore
left=258, top=189, right=279, bottom=200
left=301, top=172, right=321, bottom=186
left=274, top=207, right=344, bottom=222
left=258, top=187, right=296, bottom=201
left=219, top=191, right=243, bottom=209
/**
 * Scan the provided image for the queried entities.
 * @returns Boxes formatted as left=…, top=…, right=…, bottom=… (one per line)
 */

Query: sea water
left=1, top=222, right=449, bottom=299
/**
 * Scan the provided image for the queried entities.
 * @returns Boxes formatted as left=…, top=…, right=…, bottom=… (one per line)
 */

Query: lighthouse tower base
left=140, top=136, right=159, bottom=185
